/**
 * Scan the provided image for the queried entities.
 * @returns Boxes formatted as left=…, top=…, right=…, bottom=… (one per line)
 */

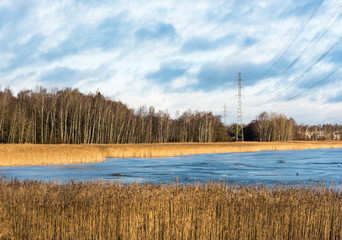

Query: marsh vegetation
left=0, top=179, right=341, bottom=239
left=1, top=141, right=342, bottom=166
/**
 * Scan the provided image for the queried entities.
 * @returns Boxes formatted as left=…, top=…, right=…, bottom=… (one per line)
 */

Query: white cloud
left=0, top=0, right=342, bottom=124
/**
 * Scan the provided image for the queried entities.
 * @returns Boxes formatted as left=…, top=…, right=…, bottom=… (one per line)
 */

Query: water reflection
left=1, top=148, right=341, bottom=186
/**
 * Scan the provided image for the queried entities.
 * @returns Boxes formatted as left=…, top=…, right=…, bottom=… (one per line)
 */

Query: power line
left=252, top=33, right=342, bottom=107
left=279, top=2, right=342, bottom=76
left=247, top=0, right=325, bottom=86
left=247, top=1, right=342, bottom=96
left=272, top=65, right=342, bottom=106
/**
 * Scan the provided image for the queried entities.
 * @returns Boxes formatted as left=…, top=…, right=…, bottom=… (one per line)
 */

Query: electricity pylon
left=235, top=73, right=244, bottom=141
left=223, top=103, right=227, bottom=126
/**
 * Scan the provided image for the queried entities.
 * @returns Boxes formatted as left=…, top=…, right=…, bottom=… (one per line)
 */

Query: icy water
left=1, top=148, right=342, bottom=186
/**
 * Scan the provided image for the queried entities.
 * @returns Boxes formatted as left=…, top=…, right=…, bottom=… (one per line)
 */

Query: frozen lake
left=1, top=148, right=342, bottom=186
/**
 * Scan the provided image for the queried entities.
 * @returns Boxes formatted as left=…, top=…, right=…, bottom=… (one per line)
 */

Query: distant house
left=333, top=131, right=341, bottom=141
left=305, top=129, right=325, bottom=140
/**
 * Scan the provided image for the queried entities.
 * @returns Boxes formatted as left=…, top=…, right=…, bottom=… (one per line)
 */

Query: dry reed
left=0, top=179, right=341, bottom=239
left=1, top=141, right=342, bottom=166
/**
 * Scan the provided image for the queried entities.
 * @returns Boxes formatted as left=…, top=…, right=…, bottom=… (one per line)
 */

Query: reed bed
left=1, top=141, right=342, bottom=166
left=0, top=144, right=104, bottom=166
left=0, top=179, right=341, bottom=239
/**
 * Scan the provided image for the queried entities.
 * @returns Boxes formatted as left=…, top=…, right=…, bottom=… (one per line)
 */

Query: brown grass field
left=0, top=179, right=341, bottom=239
left=1, top=142, right=342, bottom=239
left=1, top=141, right=342, bottom=166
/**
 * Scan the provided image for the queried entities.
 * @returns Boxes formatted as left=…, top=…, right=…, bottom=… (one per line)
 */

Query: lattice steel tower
left=223, top=103, right=227, bottom=126
left=235, top=73, right=244, bottom=141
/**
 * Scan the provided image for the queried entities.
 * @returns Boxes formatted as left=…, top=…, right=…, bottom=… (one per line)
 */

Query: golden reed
left=1, top=141, right=342, bottom=166
left=0, top=180, right=341, bottom=239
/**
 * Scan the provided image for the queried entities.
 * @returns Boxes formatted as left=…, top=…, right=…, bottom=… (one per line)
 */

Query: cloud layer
left=1, top=0, right=342, bottom=124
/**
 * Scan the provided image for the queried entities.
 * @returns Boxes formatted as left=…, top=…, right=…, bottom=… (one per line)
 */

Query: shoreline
left=1, top=141, right=342, bottom=166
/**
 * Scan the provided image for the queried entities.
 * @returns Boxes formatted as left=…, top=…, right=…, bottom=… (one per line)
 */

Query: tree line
left=1, top=87, right=341, bottom=144
left=0, top=87, right=227, bottom=144
left=243, top=112, right=295, bottom=141
left=241, top=112, right=342, bottom=142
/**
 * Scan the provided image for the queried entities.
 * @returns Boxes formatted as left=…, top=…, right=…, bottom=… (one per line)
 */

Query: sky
left=0, top=0, right=342, bottom=125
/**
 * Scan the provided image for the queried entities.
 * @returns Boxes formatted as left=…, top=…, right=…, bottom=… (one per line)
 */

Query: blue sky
left=0, top=0, right=342, bottom=124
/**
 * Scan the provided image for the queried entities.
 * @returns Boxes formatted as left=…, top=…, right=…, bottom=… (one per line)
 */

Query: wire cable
left=250, top=33, right=342, bottom=107
left=279, top=2, right=342, bottom=76
left=273, top=65, right=341, bottom=106
left=247, top=1, right=342, bottom=96
left=246, top=0, right=326, bottom=86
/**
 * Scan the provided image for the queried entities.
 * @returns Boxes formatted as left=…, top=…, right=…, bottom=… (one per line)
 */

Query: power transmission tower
left=235, top=73, right=244, bottom=141
left=223, top=103, right=227, bottom=126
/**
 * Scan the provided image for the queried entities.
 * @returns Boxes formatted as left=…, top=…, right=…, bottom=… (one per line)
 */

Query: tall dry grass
left=0, top=179, right=341, bottom=239
left=0, top=144, right=104, bottom=166
left=1, top=141, right=342, bottom=166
